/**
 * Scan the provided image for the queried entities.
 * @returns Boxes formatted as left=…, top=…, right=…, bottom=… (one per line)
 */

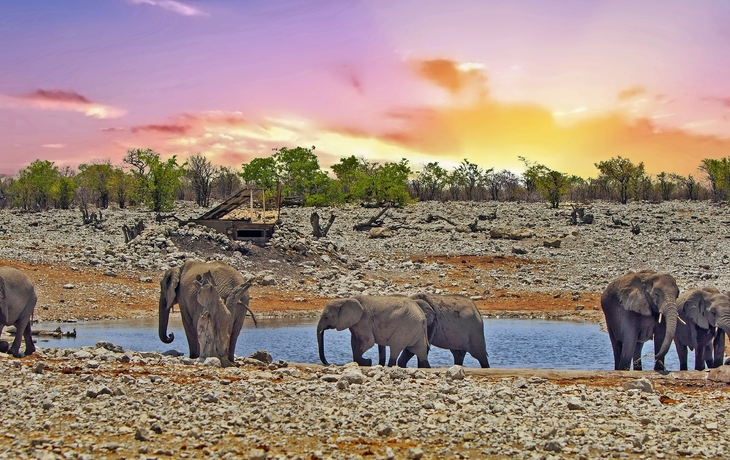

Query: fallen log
left=4, top=326, right=77, bottom=338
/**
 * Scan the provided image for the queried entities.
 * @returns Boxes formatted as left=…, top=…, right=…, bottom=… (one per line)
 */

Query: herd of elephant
left=1, top=261, right=728, bottom=372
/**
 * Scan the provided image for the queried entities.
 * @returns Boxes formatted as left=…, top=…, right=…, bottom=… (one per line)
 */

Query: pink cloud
left=129, top=0, right=208, bottom=17
left=42, top=143, right=66, bottom=149
left=0, top=89, right=126, bottom=119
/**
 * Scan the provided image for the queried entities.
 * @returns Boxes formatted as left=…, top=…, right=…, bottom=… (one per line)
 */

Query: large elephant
left=601, top=269, right=679, bottom=371
left=159, top=260, right=256, bottom=362
left=194, top=271, right=234, bottom=367
left=674, top=287, right=730, bottom=370
left=384, top=293, right=490, bottom=368
left=317, top=295, right=431, bottom=368
left=0, top=266, right=37, bottom=358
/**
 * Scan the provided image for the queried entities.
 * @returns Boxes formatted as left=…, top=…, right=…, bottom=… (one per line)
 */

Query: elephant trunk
left=317, top=319, right=330, bottom=365
left=716, top=313, right=730, bottom=339
left=158, top=296, right=175, bottom=344
left=657, top=302, right=678, bottom=359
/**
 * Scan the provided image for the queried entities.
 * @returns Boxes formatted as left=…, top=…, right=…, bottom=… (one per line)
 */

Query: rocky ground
left=1, top=200, right=730, bottom=458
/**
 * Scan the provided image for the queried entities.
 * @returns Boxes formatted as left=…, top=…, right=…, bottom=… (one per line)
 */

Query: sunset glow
left=2, top=0, right=730, bottom=177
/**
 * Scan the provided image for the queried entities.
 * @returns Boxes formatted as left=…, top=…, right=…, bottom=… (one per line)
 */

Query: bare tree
left=186, top=153, right=218, bottom=207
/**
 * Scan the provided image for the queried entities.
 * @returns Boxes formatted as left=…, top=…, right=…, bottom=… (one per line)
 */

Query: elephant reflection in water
left=674, top=287, right=730, bottom=371
left=194, top=271, right=234, bottom=367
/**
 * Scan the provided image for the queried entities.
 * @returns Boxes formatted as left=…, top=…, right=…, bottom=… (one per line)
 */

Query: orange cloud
left=414, top=59, right=487, bottom=98
left=0, top=89, right=126, bottom=119
left=617, top=86, right=647, bottom=101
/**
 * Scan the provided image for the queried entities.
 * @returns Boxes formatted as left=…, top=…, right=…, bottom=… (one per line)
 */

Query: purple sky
left=2, top=0, right=730, bottom=177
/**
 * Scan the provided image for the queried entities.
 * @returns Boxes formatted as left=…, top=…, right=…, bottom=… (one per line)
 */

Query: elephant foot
left=356, top=358, right=372, bottom=367
left=0, top=341, right=8, bottom=354
left=417, top=359, right=431, bottom=369
left=653, top=361, right=666, bottom=372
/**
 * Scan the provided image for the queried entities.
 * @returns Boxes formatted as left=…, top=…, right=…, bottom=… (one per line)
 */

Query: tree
left=240, top=157, right=279, bottom=191
left=349, top=159, right=412, bottom=207
left=671, top=174, right=699, bottom=200
left=272, top=146, right=328, bottom=199
left=415, top=162, right=449, bottom=201
left=213, top=166, right=241, bottom=199
left=77, top=159, right=114, bottom=208
left=595, top=156, right=645, bottom=204
left=699, top=158, right=730, bottom=201
left=331, top=155, right=368, bottom=202
left=11, top=159, right=59, bottom=210
left=123, top=148, right=185, bottom=212
left=109, top=167, right=131, bottom=208
left=655, top=172, right=675, bottom=201
left=186, top=153, right=218, bottom=207
left=52, top=166, right=78, bottom=209
left=454, top=159, right=486, bottom=201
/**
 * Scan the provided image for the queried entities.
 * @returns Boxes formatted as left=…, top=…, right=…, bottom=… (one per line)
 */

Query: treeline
left=0, top=145, right=727, bottom=212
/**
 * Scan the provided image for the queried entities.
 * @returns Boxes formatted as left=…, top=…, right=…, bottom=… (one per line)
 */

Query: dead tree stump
left=123, top=219, right=145, bottom=243
left=310, top=211, right=336, bottom=238
left=353, top=205, right=391, bottom=231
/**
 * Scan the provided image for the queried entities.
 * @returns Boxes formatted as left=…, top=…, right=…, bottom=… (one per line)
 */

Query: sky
left=2, top=0, right=730, bottom=178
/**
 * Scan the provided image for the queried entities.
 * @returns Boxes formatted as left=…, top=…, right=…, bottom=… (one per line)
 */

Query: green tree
left=415, top=162, right=449, bottom=201
left=77, top=159, right=114, bottom=208
left=655, top=172, right=675, bottom=201
left=52, top=166, right=78, bottom=209
left=671, top=173, right=699, bottom=200
left=351, top=159, right=412, bottom=207
left=186, top=153, right=218, bottom=207
left=595, top=156, right=645, bottom=204
left=454, top=159, right=486, bottom=201
left=331, top=155, right=368, bottom=202
left=699, top=157, right=730, bottom=201
left=110, top=167, right=131, bottom=208
left=123, top=148, right=185, bottom=212
left=11, top=159, right=59, bottom=210
left=240, top=157, right=279, bottom=191
left=272, top=146, right=328, bottom=199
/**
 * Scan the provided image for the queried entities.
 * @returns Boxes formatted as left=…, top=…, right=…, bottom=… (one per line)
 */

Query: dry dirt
left=1, top=254, right=601, bottom=323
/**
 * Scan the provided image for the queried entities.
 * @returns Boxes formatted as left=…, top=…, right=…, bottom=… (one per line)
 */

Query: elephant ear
left=0, top=276, right=6, bottom=321
left=414, top=299, right=437, bottom=327
left=335, top=298, right=364, bottom=331
left=226, top=282, right=257, bottom=326
left=618, top=279, right=652, bottom=316
left=679, top=289, right=710, bottom=330
left=160, top=267, right=181, bottom=311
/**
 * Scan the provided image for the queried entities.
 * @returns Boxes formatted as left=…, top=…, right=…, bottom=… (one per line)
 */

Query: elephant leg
left=9, top=318, right=29, bottom=358
left=632, top=344, right=643, bottom=371
left=388, top=346, right=404, bottom=367
left=469, top=348, right=490, bottom=368
left=451, top=349, right=466, bottom=366
left=351, top=333, right=373, bottom=366
left=711, top=330, right=726, bottom=369
left=181, top=308, right=199, bottom=359
left=377, top=345, right=387, bottom=366
left=675, top=343, right=688, bottom=371
left=695, top=344, right=708, bottom=371
left=397, top=349, right=415, bottom=368
left=227, top=314, right=245, bottom=365
left=616, top=324, right=637, bottom=370
left=608, top=334, right=623, bottom=370
left=405, top=341, right=430, bottom=368
left=22, top=322, right=35, bottom=356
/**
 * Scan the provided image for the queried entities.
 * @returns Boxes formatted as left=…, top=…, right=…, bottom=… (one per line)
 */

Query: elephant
left=194, top=271, right=234, bottom=367
left=317, top=295, right=431, bottom=368
left=381, top=293, right=490, bottom=368
left=159, top=260, right=256, bottom=362
left=601, top=269, right=679, bottom=371
left=674, top=287, right=730, bottom=370
left=0, top=266, right=37, bottom=358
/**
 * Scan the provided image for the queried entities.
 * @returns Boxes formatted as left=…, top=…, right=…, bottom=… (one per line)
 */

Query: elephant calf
left=195, top=271, right=234, bottom=367
left=317, top=295, right=431, bottom=368
left=0, top=266, right=37, bottom=358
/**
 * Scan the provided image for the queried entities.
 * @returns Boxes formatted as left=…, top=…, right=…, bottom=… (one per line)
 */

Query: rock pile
left=1, top=344, right=728, bottom=459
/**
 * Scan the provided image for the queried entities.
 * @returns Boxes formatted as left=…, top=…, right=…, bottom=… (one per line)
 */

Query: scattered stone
left=249, top=350, right=273, bottom=364
left=622, top=378, right=654, bottom=393
left=446, top=365, right=465, bottom=380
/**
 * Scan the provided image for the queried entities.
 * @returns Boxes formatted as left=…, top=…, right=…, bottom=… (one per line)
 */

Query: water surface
left=31, top=317, right=692, bottom=370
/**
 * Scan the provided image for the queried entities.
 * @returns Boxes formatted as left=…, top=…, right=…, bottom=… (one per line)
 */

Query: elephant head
left=194, top=271, right=218, bottom=307
left=317, top=298, right=364, bottom=365
left=158, top=266, right=181, bottom=344
left=679, top=287, right=730, bottom=338
left=627, top=270, right=679, bottom=361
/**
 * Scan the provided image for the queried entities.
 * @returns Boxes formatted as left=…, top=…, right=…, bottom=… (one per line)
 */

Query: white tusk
left=678, top=317, right=686, bottom=325
left=658, top=313, right=663, bottom=324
